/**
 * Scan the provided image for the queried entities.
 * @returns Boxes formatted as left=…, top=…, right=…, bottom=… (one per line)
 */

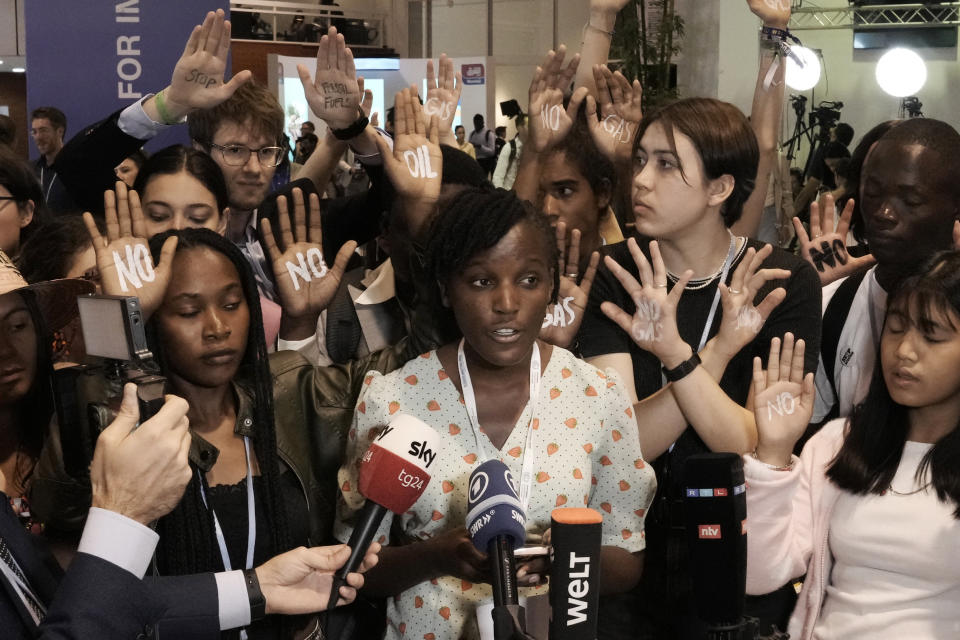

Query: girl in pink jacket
left=745, top=250, right=960, bottom=639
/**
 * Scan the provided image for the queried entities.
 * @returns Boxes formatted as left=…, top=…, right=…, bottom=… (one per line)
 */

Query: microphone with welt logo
left=327, top=414, right=440, bottom=611
left=683, top=452, right=750, bottom=640
left=548, top=507, right=602, bottom=640
left=466, top=458, right=534, bottom=640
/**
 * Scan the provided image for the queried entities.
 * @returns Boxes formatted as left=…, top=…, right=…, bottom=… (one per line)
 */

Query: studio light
left=875, top=48, right=927, bottom=97
left=785, top=46, right=821, bottom=91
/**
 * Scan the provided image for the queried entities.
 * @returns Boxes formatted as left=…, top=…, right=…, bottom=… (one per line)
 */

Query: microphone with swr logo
left=466, top=459, right=533, bottom=640
left=548, top=507, right=602, bottom=640
left=327, top=414, right=440, bottom=611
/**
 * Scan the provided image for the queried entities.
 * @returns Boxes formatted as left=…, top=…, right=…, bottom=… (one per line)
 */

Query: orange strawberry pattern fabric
left=335, top=347, right=655, bottom=640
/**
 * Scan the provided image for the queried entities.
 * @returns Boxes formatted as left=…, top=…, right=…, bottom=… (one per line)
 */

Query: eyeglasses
left=206, top=142, right=284, bottom=168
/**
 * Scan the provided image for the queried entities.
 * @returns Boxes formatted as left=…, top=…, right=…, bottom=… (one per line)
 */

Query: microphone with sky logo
left=466, top=458, right=534, bottom=640
left=327, top=414, right=440, bottom=611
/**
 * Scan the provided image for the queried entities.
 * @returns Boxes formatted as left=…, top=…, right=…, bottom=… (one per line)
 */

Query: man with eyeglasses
left=52, top=11, right=386, bottom=304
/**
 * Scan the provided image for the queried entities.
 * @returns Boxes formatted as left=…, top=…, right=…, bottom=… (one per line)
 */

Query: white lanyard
left=457, top=339, right=541, bottom=513
left=665, top=233, right=738, bottom=453
left=696, top=232, right=739, bottom=354
left=198, top=436, right=257, bottom=573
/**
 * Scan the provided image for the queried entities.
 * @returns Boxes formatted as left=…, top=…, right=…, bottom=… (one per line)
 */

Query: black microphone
left=466, top=459, right=533, bottom=640
left=683, top=453, right=749, bottom=640
left=548, top=507, right=602, bottom=640
left=326, top=414, right=440, bottom=611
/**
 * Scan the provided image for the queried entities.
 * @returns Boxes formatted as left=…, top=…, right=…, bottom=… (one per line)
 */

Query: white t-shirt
left=815, top=441, right=960, bottom=638
left=812, top=266, right=887, bottom=422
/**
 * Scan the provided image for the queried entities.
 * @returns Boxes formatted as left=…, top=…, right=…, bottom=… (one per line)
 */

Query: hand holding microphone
left=327, top=414, right=441, bottom=611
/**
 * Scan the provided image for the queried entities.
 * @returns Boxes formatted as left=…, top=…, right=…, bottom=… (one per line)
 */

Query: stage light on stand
left=785, top=46, right=821, bottom=91
left=875, top=48, right=927, bottom=97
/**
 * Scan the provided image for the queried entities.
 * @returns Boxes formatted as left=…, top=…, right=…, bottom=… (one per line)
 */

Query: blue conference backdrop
left=26, top=0, right=230, bottom=152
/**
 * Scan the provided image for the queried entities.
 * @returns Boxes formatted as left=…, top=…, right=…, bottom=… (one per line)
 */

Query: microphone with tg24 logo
left=327, top=414, right=441, bottom=611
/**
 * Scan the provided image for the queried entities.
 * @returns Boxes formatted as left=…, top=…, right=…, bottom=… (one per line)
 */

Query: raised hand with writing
left=751, top=333, right=814, bottom=468
left=792, top=193, right=875, bottom=286
left=713, top=244, right=790, bottom=360
left=157, top=10, right=253, bottom=122
left=600, top=239, right=693, bottom=364
left=539, top=222, right=600, bottom=349
left=528, top=45, right=585, bottom=154
left=298, top=26, right=362, bottom=130
left=586, top=65, right=643, bottom=164
left=746, top=0, right=791, bottom=29
left=425, top=54, right=463, bottom=146
left=260, top=188, right=357, bottom=340
left=373, top=88, right=443, bottom=206
left=82, top=182, right=178, bottom=320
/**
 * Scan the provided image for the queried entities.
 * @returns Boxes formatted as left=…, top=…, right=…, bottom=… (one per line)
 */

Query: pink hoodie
left=743, top=418, right=846, bottom=640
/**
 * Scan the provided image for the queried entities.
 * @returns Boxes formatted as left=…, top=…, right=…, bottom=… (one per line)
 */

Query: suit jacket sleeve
left=39, top=553, right=220, bottom=640
left=53, top=109, right=148, bottom=216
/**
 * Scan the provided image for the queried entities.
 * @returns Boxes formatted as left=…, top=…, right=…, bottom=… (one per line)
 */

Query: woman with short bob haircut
left=747, top=249, right=960, bottom=639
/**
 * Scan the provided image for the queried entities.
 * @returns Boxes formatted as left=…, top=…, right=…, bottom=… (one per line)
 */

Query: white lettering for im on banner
left=116, top=0, right=142, bottom=99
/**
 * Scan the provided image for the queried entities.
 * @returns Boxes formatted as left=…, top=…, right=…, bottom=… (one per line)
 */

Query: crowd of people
left=1, top=0, right=959, bottom=638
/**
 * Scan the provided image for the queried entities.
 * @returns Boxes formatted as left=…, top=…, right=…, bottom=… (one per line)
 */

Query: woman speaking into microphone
left=335, top=186, right=656, bottom=640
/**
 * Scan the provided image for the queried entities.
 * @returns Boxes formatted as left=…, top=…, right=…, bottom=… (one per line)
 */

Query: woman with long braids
left=33, top=182, right=359, bottom=638
left=747, top=250, right=960, bottom=639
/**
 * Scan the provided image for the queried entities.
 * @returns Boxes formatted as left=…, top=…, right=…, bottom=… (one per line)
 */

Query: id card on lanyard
left=198, top=436, right=257, bottom=639
left=457, top=339, right=541, bottom=513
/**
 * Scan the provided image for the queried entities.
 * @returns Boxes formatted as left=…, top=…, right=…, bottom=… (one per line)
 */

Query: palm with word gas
left=261, top=188, right=356, bottom=331
left=528, top=45, right=584, bottom=154
left=752, top=333, right=814, bottom=468
left=426, top=54, right=463, bottom=146
left=298, top=27, right=362, bottom=130
left=713, top=244, right=790, bottom=360
left=373, top=88, right=443, bottom=206
left=600, top=239, right=693, bottom=364
left=586, top=65, right=643, bottom=164
left=82, top=182, right=178, bottom=321
left=539, top=222, right=600, bottom=349
left=792, top=193, right=875, bottom=286
left=163, top=10, right=253, bottom=118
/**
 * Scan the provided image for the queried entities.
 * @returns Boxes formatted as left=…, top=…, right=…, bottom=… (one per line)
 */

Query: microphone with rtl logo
left=327, top=414, right=440, bottom=611
left=548, top=507, right=602, bottom=640
left=466, top=459, right=534, bottom=640
left=683, top=452, right=750, bottom=639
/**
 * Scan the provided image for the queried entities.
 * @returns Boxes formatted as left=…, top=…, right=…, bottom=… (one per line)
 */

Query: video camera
left=55, top=295, right=166, bottom=477
left=810, top=101, right=843, bottom=139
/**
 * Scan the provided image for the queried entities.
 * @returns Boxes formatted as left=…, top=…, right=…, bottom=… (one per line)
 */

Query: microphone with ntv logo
left=326, top=414, right=441, bottom=612
left=466, top=459, right=536, bottom=640
left=684, top=453, right=789, bottom=640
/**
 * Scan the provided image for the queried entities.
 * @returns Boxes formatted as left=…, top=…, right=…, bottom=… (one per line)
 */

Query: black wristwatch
left=330, top=107, right=370, bottom=140
left=243, top=568, right=267, bottom=622
left=662, top=352, right=701, bottom=382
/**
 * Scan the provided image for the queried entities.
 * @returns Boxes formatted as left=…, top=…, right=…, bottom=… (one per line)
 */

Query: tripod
left=782, top=95, right=832, bottom=181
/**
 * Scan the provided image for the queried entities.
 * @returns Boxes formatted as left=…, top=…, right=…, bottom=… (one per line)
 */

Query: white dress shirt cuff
left=215, top=570, right=252, bottom=630
left=117, top=95, right=169, bottom=140
left=77, top=507, right=159, bottom=578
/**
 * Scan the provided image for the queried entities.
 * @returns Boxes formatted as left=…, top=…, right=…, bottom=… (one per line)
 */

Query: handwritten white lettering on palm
left=424, top=97, right=453, bottom=121
left=735, top=306, right=763, bottom=334
left=631, top=298, right=663, bottom=343
left=540, top=103, right=562, bottom=131
left=403, top=146, right=439, bottom=179
left=601, top=115, right=633, bottom=145
left=766, top=392, right=796, bottom=421
left=542, top=297, right=576, bottom=328
left=113, top=244, right=156, bottom=293
left=286, top=248, right=328, bottom=292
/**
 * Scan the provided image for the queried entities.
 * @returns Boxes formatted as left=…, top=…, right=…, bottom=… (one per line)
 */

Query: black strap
left=821, top=270, right=868, bottom=396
